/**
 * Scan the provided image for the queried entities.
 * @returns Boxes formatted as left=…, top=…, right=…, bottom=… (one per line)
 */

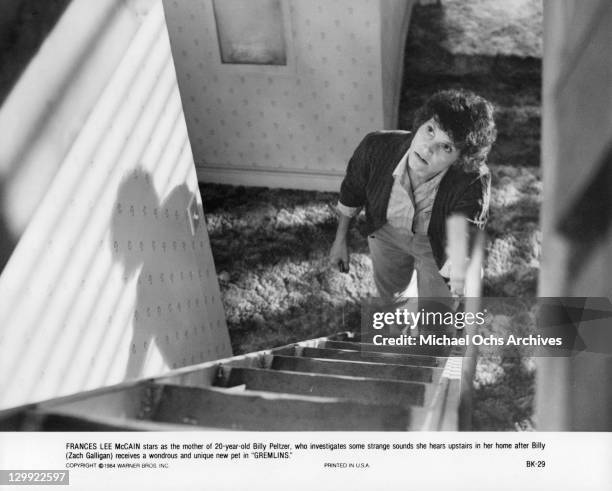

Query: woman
left=329, top=89, right=496, bottom=301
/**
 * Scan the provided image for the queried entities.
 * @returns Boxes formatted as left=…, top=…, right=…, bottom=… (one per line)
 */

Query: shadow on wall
left=0, top=0, right=126, bottom=274
left=0, top=0, right=73, bottom=108
left=0, top=183, right=13, bottom=272
left=0, top=0, right=72, bottom=272
left=111, top=168, right=201, bottom=379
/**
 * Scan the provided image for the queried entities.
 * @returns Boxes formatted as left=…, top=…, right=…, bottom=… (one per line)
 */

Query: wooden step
left=151, top=383, right=412, bottom=431
left=274, top=346, right=440, bottom=367
left=270, top=355, right=440, bottom=383
left=321, top=339, right=452, bottom=357
left=218, top=367, right=428, bottom=407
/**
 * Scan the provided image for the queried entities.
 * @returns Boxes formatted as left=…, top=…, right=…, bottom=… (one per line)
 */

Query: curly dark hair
left=413, top=89, right=497, bottom=171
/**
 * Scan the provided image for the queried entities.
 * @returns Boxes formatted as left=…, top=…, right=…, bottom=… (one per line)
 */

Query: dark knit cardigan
left=339, top=131, right=491, bottom=269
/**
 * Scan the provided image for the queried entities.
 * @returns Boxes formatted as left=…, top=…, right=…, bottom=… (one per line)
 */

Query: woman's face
left=407, top=118, right=461, bottom=179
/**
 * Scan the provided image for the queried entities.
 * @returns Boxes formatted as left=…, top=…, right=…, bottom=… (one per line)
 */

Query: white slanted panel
left=0, top=0, right=230, bottom=410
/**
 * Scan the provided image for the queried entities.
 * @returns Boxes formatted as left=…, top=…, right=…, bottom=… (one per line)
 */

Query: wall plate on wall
left=187, top=193, right=200, bottom=236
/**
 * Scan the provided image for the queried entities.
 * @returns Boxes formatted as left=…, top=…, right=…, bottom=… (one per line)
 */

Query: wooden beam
left=270, top=355, right=439, bottom=383
left=31, top=383, right=162, bottom=420
left=223, top=367, right=426, bottom=407
left=151, top=383, right=411, bottom=430
left=19, top=410, right=197, bottom=431
left=297, top=347, right=440, bottom=367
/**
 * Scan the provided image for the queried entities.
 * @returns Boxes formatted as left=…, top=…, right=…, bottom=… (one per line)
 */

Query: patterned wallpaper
left=163, top=0, right=410, bottom=190
left=0, top=1, right=230, bottom=409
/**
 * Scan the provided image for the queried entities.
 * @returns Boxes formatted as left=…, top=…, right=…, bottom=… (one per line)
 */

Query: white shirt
left=337, top=149, right=447, bottom=235
left=387, top=150, right=447, bottom=234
